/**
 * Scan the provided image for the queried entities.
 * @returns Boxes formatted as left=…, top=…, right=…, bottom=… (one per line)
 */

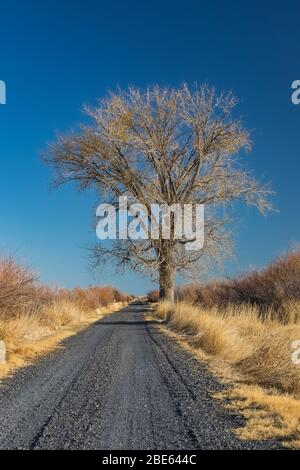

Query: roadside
left=0, top=301, right=128, bottom=380
left=150, top=302, right=300, bottom=449
left=0, top=303, right=281, bottom=450
left=0, top=253, right=131, bottom=381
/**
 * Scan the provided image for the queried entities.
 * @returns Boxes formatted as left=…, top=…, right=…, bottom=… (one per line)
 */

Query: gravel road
left=0, top=302, right=281, bottom=450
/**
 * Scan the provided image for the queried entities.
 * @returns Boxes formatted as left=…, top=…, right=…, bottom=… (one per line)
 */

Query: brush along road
left=0, top=302, right=280, bottom=450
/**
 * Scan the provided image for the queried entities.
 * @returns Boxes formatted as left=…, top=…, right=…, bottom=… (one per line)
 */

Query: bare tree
left=45, top=84, right=272, bottom=301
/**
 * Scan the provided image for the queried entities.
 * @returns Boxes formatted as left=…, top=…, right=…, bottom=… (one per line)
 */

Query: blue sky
left=0, top=0, right=299, bottom=294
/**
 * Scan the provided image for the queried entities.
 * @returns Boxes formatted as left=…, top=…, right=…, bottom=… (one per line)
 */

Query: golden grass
left=0, top=300, right=127, bottom=380
left=0, top=255, right=130, bottom=379
left=215, top=384, right=300, bottom=448
left=155, top=300, right=300, bottom=447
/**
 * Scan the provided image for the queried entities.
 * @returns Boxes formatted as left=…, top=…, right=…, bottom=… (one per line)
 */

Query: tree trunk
left=159, top=261, right=174, bottom=303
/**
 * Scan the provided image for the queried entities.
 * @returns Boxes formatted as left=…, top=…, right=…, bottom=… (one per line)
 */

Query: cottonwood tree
left=45, top=85, right=271, bottom=301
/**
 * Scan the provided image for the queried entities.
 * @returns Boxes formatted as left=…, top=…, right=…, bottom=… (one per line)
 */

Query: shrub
left=55, top=285, right=131, bottom=310
left=0, top=255, right=129, bottom=345
left=147, top=290, right=160, bottom=303
left=176, top=250, right=300, bottom=323
left=0, top=258, right=36, bottom=319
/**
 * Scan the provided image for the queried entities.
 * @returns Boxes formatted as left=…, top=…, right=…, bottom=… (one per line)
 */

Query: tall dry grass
left=176, top=250, right=300, bottom=323
left=168, top=252, right=300, bottom=392
left=156, top=301, right=300, bottom=395
left=0, top=256, right=130, bottom=376
left=156, top=251, right=300, bottom=447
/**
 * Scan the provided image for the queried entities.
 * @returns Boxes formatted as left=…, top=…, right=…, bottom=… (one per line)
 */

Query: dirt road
left=0, top=303, right=280, bottom=450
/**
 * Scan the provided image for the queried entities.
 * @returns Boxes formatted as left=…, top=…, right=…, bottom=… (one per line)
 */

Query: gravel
left=0, top=303, right=281, bottom=450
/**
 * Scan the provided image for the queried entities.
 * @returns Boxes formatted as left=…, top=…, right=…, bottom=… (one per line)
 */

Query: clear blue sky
left=0, top=0, right=299, bottom=294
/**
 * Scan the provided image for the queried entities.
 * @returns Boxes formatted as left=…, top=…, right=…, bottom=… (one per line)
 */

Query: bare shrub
left=176, top=250, right=300, bottom=323
left=0, top=255, right=130, bottom=366
left=56, top=285, right=130, bottom=310
left=147, top=290, right=160, bottom=303
left=231, top=250, right=300, bottom=316
left=0, top=258, right=36, bottom=319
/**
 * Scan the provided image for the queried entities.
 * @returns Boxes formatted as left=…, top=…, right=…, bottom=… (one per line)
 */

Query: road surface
left=0, top=302, right=280, bottom=450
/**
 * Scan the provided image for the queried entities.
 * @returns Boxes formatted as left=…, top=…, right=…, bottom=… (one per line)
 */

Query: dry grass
left=156, top=251, right=300, bottom=446
left=0, top=255, right=130, bottom=379
left=155, top=300, right=300, bottom=447
left=41, top=300, right=86, bottom=331
left=0, top=300, right=127, bottom=380
left=215, top=383, right=300, bottom=448
left=176, top=250, right=300, bottom=322
left=58, top=286, right=132, bottom=310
